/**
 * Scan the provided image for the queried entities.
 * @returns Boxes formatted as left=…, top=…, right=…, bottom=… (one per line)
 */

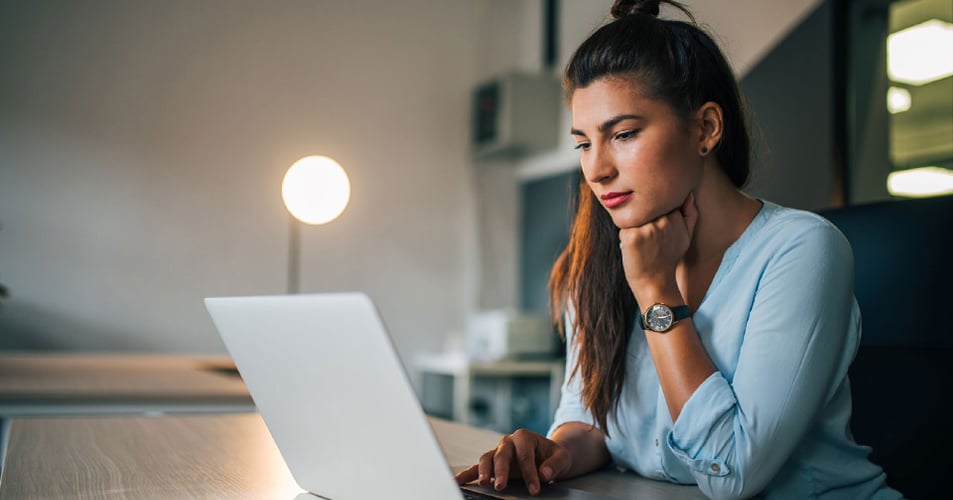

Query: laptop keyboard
left=461, top=488, right=506, bottom=499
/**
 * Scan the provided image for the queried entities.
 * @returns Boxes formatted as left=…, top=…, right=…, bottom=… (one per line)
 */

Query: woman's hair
left=549, top=0, right=751, bottom=433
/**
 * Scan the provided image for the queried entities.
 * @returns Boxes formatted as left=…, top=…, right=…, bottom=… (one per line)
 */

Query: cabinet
left=415, top=354, right=564, bottom=435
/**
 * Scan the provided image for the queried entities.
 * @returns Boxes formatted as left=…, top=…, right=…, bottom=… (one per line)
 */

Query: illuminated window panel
left=887, top=19, right=953, bottom=86
left=887, top=166, right=953, bottom=197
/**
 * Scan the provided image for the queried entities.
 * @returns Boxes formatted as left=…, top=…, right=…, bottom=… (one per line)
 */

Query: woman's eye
left=616, top=130, right=638, bottom=141
left=573, top=142, right=590, bottom=151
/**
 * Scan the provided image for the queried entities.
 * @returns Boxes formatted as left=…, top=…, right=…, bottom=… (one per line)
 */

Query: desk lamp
left=281, top=155, right=350, bottom=293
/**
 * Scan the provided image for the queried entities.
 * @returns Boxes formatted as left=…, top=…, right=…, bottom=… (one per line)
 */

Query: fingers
left=459, top=429, right=558, bottom=496
left=537, top=444, right=571, bottom=484
left=512, top=430, right=541, bottom=495
left=683, top=191, right=696, bottom=215
left=493, top=436, right=515, bottom=491
left=454, top=464, right=479, bottom=486
left=680, top=192, right=699, bottom=238
left=478, top=449, right=496, bottom=487
left=621, top=193, right=696, bottom=245
left=618, top=214, right=671, bottom=250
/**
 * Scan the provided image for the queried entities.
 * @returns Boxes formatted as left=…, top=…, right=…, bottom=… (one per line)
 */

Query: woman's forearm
left=634, top=284, right=716, bottom=421
left=550, top=421, right=612, bottom=479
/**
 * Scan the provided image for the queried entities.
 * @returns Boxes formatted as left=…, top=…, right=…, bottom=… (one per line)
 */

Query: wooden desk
left=0, top=354, right=254, bottom=416
left=0, top=413, right=706, bottom=499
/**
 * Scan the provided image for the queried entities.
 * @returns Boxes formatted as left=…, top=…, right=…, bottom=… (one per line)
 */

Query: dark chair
left=818, top=195, right=953, bottom=499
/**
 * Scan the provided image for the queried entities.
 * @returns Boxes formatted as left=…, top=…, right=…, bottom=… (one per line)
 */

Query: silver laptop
left=205, top=293, right=614, bottom=500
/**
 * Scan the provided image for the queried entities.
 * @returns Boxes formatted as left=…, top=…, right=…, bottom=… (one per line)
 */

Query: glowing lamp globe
left=281, top=156, right=350, bottom=225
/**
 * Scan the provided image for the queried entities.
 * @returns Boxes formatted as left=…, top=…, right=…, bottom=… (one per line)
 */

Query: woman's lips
left=600, top=191, right=633, bottom=208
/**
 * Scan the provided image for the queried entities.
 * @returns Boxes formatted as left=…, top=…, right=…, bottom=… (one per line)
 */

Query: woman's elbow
left=696, top=472, right=769, bottom=500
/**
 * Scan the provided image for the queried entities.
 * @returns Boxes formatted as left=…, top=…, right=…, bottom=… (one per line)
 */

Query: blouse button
left=710, top=463, right=721, bottom=473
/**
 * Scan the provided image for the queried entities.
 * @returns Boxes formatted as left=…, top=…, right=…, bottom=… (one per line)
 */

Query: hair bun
left=610, top=0, right=661, bottom=20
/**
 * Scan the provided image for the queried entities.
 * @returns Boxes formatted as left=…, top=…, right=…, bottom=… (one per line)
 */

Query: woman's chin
left=610, top=213, right=650, bottom=230
left=609, top=204, right=677, bottom=229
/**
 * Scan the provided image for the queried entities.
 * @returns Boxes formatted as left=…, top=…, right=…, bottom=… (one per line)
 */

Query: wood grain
left=0, top=414, right=300, bottom=499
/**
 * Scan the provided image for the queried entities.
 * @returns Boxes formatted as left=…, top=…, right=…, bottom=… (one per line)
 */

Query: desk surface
left=0, top=354, right=254, bottom=416
left=0, top=413, right=706, bottom=499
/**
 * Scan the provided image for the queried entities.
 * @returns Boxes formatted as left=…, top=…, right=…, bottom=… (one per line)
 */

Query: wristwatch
left=639, top=303, right=691, bottom=333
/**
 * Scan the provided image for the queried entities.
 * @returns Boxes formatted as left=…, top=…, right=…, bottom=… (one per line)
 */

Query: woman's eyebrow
left=570, top=114, right=645, bottom=137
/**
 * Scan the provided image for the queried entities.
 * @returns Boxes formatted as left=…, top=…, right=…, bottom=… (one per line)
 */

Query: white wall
left=0, top=0, right=825, bottom=362
left=0, top=0, right=480, bottom=362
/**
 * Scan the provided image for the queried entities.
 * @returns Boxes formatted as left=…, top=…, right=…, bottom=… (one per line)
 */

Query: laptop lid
left=205, top=293, right=464, bottom=500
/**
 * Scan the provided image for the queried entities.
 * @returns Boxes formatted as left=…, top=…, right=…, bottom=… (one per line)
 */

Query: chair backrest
left=818, top=195, right=953, bottom=499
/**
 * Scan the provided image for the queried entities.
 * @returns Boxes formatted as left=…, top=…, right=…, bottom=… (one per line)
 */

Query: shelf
left=415, top=353, right=564, bottom=434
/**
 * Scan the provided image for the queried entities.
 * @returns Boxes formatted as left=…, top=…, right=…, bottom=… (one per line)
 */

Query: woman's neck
left=683, top=167, right=761, bottom=268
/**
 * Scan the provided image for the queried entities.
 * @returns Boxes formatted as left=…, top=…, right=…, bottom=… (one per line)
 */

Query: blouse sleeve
left=664, top=222, right=860, bottom=499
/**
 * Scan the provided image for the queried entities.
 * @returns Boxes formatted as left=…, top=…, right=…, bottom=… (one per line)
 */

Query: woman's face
left=571, top=77, right=703, bottom=229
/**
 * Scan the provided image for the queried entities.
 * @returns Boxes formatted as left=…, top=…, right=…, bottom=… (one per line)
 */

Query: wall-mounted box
left=465, top=310, right=556, bottom=362
left=472, top=72, right=562, bottom=158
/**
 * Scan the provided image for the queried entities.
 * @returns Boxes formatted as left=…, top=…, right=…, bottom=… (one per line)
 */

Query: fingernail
left=494, top=478, right=503, bottom=490
left=529, top=483, right=539, bottom=495
left=540, top=466, right=552, bottom=481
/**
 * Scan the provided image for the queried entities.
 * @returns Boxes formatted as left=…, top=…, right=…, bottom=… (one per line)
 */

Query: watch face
left=646, top=304, right=674, bottom=332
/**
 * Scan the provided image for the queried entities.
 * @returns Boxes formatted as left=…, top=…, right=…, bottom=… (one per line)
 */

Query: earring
left=701, top=146, right=709, bottom=155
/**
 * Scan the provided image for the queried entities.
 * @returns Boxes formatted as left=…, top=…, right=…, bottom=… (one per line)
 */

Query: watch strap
left=671, top=305, right=691, bottom=321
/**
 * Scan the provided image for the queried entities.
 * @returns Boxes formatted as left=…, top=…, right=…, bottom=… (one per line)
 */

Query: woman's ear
left=695, top=102, right=723, bottom=156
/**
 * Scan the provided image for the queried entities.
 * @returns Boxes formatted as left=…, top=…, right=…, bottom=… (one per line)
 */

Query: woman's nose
left=583, top=148, right=617, bottom=184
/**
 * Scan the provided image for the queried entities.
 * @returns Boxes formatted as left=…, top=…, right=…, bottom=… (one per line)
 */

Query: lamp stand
left=287, top=215, right=301, bottom=294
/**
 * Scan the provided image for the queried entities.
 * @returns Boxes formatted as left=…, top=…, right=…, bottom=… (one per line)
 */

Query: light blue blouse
left=548, top=201, right=903, bottom=499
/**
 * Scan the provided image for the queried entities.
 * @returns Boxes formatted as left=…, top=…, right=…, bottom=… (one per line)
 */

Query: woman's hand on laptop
left=455, top=423, right=610, bottom=496
left=454, top=428, right=570, bottom=496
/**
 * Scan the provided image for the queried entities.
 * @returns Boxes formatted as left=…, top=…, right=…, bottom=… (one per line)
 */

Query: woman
left=455, top=1, right=901, bottom=498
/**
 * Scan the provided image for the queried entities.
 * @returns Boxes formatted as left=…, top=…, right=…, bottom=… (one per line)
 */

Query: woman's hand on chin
left=619, top=192, right=698, bottom=297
